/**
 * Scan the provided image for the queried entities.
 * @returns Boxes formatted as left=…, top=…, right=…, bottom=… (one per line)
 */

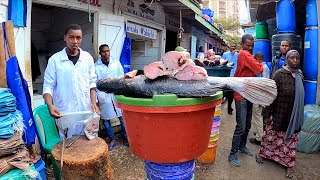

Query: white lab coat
left=43, top=48, right=97, bottom=139
left=95, top=57, right=124, bottom=120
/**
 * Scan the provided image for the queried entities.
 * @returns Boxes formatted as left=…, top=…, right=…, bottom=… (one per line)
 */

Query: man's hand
left=91, top=104, right=100, bottom=114
left=48, top=105, right=63, bottom=119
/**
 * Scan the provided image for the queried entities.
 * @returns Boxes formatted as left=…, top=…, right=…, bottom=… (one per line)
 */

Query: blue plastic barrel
left=304, top=80, right=317, bottom=105
left=253, top=39, right=272, bottom=62
left=303, top=27, right=318, bottom=80
left=306, top=0, right=318, bottom=26
left=276, top=0, right=296, bottom=33
left=34, top=158, right=46, bottom=180
left=145, top=160, right=195, bottom=180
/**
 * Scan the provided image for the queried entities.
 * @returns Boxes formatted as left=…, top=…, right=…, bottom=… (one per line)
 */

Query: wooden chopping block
left=51, top=136, right=113, bottom=180
left=0, top=23, right=7, bottom=88
left=4, top=21, right=16, bottom=57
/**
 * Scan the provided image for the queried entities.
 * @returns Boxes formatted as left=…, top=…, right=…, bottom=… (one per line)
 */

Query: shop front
left=120, top=0, right=166, bottom=70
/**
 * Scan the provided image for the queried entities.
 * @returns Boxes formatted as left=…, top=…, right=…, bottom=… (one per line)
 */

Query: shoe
left=123, top=140, right=130, bottom=147
left=250, top=138, right=261, bottom=145
left=228, top=154, right=240, bottom=166
left=239, top=147, right=253, bottom=156
left=228, top=109, right=233, bottom=115
left=108, top=140, right=118, bottom=151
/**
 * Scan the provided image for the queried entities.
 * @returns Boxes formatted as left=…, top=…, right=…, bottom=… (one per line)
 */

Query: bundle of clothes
left=194, top=49, right=233, bottom=67
left=0, top=88, right=38, bottom=178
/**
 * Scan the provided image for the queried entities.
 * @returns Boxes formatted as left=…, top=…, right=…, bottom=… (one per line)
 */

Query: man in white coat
left=43, top=24, right=99, bottom=139
left=95, top=44, right=128, bottom=150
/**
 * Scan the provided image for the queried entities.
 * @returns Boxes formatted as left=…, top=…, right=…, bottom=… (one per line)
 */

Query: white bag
left=84, top=113, right=100, bottom=140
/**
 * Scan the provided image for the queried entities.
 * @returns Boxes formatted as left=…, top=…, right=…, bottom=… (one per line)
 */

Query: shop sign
left=121, top=0, right=165, bottom=25
left=127, top=22, right=157, bottom=39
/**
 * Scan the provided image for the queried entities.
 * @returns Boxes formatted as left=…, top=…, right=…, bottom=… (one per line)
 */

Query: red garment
left=259, top=123, right=299, bottom=168
left=233, top=50, right=263, bottom=101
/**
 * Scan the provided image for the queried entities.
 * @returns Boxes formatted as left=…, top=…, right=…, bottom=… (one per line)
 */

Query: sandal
left=255, top=155, right=263, bottom=164
left=108, top=140, right=118, bottom=151
left=286, top=168, right=294, bottom=178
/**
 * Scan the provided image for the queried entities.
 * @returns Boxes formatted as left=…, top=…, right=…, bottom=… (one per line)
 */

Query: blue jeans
left=103, top=116, right=128, bottom=140
left=230, top=99, right=253, bottom=155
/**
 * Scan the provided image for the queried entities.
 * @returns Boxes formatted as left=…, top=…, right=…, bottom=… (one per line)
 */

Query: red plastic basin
left=115, top=93, right=222, bottom=163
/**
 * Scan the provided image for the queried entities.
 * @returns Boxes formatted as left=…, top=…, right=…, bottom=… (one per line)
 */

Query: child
left=250, top=52, right=270, bottom=145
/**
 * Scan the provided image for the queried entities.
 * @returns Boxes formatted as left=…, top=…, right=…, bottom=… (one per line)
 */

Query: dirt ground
left=47, top=101, right=320, bottom=180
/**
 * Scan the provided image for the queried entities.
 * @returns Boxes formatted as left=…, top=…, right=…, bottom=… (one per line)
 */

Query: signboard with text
left=127, top=22, right=157, bottom=39
left=121, top=0, right=165, bottom=25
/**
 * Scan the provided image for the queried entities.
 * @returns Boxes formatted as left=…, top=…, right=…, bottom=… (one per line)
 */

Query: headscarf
left=286, top=50, right=299, bottom=65
left=284, top=50, right=305, bottom=140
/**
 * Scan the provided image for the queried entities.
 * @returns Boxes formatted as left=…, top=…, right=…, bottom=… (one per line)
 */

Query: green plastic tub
left=255, top=22, right=268, bottom=39
left=115, top=91, right=223, bottom=107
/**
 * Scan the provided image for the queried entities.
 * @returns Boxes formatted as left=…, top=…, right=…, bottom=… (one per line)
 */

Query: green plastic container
left=255, top=22, right=268, bottom=39
left=204, top=65, right=232, bottom=77
left=115, top=91, right=223, bottom=107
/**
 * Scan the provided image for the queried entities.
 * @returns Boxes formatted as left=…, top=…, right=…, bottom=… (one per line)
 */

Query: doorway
left=31, top=3, right=94, bottom=95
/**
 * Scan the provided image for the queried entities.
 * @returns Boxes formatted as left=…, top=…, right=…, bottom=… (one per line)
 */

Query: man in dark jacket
left=270, top=40, right=291, bottom=78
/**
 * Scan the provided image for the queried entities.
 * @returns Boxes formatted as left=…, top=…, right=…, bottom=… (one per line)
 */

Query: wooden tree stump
left=52, top=136, right=113, bottom=180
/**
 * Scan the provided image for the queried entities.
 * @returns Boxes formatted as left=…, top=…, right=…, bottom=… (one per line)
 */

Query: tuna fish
left=96, top=75, right=224, bottom=98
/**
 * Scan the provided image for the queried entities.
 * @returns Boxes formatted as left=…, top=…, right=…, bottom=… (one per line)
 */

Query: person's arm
left=262, top=71, right=280, bottom=123
left=43, top=58, right=62, bottom=119
left=262, top=64, right=270, bottom=78
left=89, top=57, right=99, bottom=113
left=244, top=51, right=263, bottom=75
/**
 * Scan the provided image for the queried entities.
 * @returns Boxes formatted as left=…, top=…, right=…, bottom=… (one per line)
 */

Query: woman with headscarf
left=256, top=50, right=304, bottom=178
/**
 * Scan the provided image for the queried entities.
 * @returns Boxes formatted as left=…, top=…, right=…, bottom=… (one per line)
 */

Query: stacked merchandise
left=0, top=88, right=38, bottom=179
left=253, top=21, right=272, bottom=64
left=197, top=104, right=221, bottom=163
left=303, top=0, right=318, bottom=105
left=201, top=8, right=214, bottom=25
left=272, top=0, right=302, bottom=72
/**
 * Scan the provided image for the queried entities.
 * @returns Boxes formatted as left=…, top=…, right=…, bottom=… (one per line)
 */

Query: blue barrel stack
left=276, top=0, right=296, bottom=33
left=253, top=39, right=272, bottom=62
left=303, top=0, right=318, bottom=105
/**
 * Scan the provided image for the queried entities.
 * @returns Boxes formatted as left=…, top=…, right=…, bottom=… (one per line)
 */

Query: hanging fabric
left=120, top=24, right=132, bottom=73
left=2, top=22, right=36, bottom=146
left=8, top=0, right=27, bottom=27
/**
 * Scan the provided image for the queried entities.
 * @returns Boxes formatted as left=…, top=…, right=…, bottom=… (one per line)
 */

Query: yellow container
left=197, top=141, right=218, bottom=164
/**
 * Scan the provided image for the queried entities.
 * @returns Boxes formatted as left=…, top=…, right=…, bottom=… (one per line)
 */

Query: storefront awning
left=154, top=0, right=222, bottom=37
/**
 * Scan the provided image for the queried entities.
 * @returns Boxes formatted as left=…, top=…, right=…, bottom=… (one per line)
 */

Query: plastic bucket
left=145, top=160, right=195, bottom=180
left=304, top=80, right=317, bottom=105
left=115, top=93, right=223, bottom=163
left=213, top=116, right=221, bottom=123
left=34, top=158, right=46, bottom=180
left=255, top=22, right=268, bottom=39
left=197, top=141, right=218, bottom=164
left=306, top=0, right=318, bottom=26
left=303, top=27, right=318, bottom=80
left=253, top=39, right=272, bottom=62
left=276, top=0, right=296, bottom=33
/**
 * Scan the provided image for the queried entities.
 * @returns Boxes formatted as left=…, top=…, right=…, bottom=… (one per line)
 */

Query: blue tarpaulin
left=8, top=0, right=27, bottom=27
left=120, top=25, right=132, bottom=73
left=2, top=22, right=36, bottom=145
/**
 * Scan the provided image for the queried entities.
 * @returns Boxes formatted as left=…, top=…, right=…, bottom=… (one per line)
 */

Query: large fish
left=97, top=75, right=278, bottom=107
left=96, top=75, right=224, bottom=98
